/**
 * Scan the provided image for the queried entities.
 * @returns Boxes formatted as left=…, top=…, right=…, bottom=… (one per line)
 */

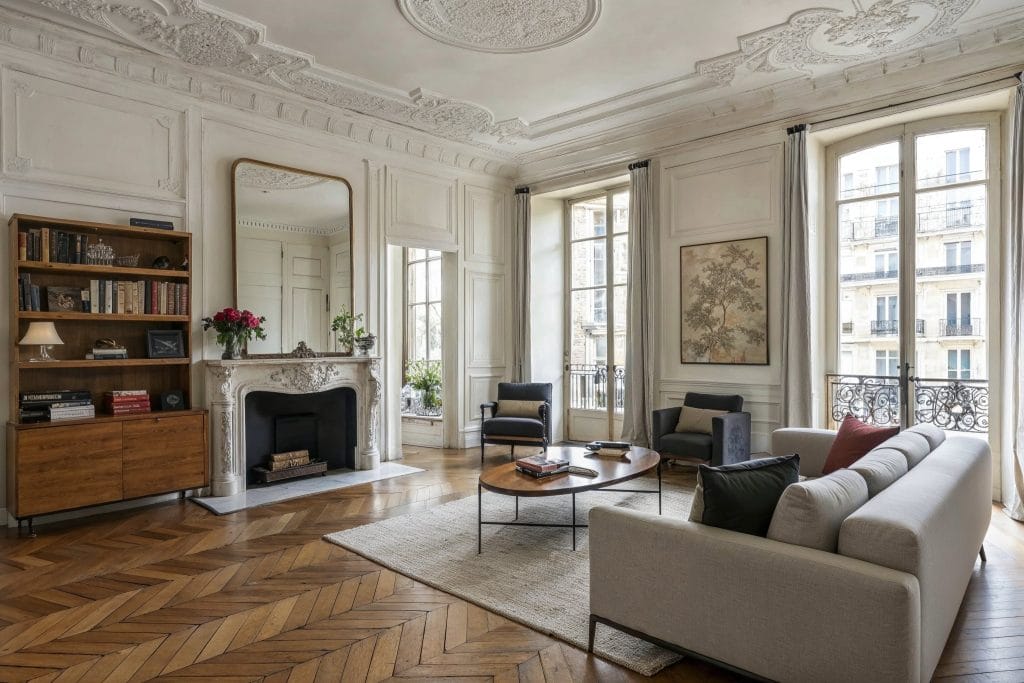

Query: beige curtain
left=511, top=187, right=531, bottom=382
left=621, top=161, right=657, bottom=446
left=1004, top=75, right=1024, bottom=521
left=781, top=125, right=813, bottom=427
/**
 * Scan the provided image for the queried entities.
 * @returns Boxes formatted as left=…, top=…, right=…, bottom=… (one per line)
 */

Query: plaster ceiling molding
left=696, top=0, right=977, bottom=85
left=396, top=0, right=601, bottom=53
left=237, top=217, right=344, bottom=236
left=235, top=164, right=327, bottom=190
left=33, top=0, right=527, bottom=145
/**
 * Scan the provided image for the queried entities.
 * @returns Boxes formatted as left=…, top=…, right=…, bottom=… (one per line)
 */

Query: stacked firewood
left=266, top=449, right=311, bottom=471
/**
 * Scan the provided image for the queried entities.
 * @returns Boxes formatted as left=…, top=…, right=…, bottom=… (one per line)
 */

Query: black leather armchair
left=652, top=392, right=751, bottom=468
left=480, top=382, right=552, bottom=465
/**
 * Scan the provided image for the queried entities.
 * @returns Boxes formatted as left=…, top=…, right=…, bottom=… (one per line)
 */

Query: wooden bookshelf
left=7, top=213, right=207, bottom=534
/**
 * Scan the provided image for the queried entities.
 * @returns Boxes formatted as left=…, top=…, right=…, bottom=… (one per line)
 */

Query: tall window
left=567, top=188, right=629, bottom=439
left=406, top=248, right=442, bottom=362
left=829, top=116, right=994, bottom=432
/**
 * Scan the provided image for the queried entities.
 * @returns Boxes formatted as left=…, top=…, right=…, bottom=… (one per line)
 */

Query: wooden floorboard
left=0, top=446, right=1021, bottom=682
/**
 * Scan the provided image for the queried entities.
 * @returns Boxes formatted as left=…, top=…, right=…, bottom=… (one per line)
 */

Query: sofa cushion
left=495, top=399, right=544, bottom=418
left=848, top=448, right=908, bottom=497
left=481, top=416, right=544, bottom=438
left=879, top=431, right=932, bottom=469
left=766, top=469, right=869, bottom=552
left=692, top=454, right=800, bottom=536
left=659, top=432, right=713, bottom=460
left=675, top=406, right=728, bottom=434
left=906, top=423, right=946, bottom=451
left=822, top=416, right=899, bottom=474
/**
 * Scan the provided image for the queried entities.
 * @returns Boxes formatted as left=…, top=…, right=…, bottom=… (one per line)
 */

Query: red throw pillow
left=822, top=416, right=899, bottom=474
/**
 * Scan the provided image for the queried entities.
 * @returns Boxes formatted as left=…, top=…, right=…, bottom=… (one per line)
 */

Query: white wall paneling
left=2, top=69, right=185, bottom=199
left=465, top=267, right=506, bottom=368
left=385, top=165, right=457, bottom=248
left=465, top=184, right=506, bottom=264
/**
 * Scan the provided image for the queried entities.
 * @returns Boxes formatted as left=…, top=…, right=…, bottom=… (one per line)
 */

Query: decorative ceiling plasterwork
left=396, top=0, right=600, bottom=53
left=696, top=0, right=976, bottom=85
left=21, top=0, right=997, bottom=156
left=235, top=165, right=327, bottom=190
left=34, top=0, right=527, bottom=145
left=237, top=217, right=346, bottom=237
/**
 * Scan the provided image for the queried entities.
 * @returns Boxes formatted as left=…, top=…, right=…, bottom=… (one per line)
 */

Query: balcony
left=869, top=319, right=925, bottom=336
left=841, top=269, right=897, bottom=283
left=826, top=374, right=988, bottom=433
left=917, top=263, right=984, bottom=277
left=568, top=363, right=624, bottom=411
left=841, top=201, right=986, bottom=242
left=937, top=318, right=981, bottom=337
left=874, top=217, right=898, bottom=237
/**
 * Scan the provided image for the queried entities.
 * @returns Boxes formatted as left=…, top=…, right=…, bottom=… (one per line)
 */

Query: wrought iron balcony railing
left=840, top=200, right=986, bottom=241
left=869, top=319, right=925, bottom=336
left=937, top=317, right=981, bottom=336
left=568, top=363, right=625, bottom=412
left=841, top=264, right=983, bottom=283
left=826, top=374, right=988, bottom=433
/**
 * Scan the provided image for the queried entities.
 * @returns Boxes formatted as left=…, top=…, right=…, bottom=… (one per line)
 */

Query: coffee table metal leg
left=478, top=483, right=482, bottom=554
left=572, top=492, right=577, bottom=551
left=515, top=496, right=519, bottom=520
left=658, top=462, right=663, bottom=515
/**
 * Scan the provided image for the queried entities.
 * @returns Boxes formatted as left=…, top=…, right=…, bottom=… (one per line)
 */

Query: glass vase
left=222, top=336, right=242, bottom=360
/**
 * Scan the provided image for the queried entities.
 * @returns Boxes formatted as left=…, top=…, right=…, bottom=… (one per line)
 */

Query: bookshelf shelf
left=7, top=213, right=207, bottom=533
left=16, top=261, right=190, bottom=279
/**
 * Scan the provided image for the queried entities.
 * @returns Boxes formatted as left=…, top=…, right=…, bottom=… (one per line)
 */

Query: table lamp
left=19, top=322, right=64, bottom=362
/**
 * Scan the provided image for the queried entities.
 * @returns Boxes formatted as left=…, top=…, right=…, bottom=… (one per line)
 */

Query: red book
left=104, top=401, right=151, bottom=410
left=105, top=396, right=150, bottom=404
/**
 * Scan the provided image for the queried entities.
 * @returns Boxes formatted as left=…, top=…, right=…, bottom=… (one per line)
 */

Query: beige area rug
left=324, top=480, right=694, bottom=676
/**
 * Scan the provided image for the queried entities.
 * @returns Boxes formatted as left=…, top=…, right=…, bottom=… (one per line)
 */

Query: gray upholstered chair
left=652, top=392, right=751, bottom=468
left=480, top=382, right=552, bottom=464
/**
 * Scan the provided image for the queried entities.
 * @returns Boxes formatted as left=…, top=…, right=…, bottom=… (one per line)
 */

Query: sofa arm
left=711, top=411, right=750, bottom=466
left=651, top=407, right=682, bottom=451
left=480, top=401, right=497, bottom=423
left=772, top=428, right=837, bottom=477
left=589, top=506, right=920, bottom=683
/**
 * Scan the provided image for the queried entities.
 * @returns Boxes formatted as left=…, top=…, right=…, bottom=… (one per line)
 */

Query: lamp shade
left=19, top=322, right=64, bottom=346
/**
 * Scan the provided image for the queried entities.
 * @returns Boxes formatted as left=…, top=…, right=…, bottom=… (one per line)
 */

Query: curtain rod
left=514, top=186, right=530, bottom=194
left=628, top=159, right=650, bottom=170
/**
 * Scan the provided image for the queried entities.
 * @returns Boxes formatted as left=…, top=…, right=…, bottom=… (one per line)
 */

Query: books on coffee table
left=585, top=440, right=631, bottom=457
left=516, top=453, right=570, bottom=473
left=515, top=465, right=569, bottom=478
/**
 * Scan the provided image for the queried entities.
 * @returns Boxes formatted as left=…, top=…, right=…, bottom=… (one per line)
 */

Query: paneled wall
left=0, top=22, right=512, bottom=518
left=657, top=134, right=785, bottom=451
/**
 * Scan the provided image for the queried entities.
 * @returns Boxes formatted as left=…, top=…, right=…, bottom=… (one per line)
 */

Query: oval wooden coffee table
left=477, top=445, right=661, bottom=553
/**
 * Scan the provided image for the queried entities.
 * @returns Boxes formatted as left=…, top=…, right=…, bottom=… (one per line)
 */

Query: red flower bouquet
left=201, top=307, right=267, bottom=359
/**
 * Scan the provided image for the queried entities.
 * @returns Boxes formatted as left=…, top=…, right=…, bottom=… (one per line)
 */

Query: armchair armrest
left=772, top=428, right=837, bottom=477
left=589, top=506, right=920, bottom=683
left=651, top=407, right=682, bottom=451
left=711, top=411, right=751, bottom=466
left=480, top=401, right=498, bottom=423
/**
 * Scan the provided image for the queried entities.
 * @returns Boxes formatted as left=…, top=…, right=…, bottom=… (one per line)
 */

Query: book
left=81, top=288, right=90, bottom=312
left=18, top=232, right=26, bottom=260
left=587, top=440, right=631, bottom=450
left=107, top=389, right=148, bottom=398
left=21, top=399, right=92, bottom=410
left=586, top=448, right=631, bottom=458
left=49, top=406, right=96, bottom=421
left=21, top=390, right=91, bottom=402
left=30, top=284, right=40, bottom=312
left=516, top=454, right=571, bottom=473
left=130, top=218, right=174, bottom=230
left=41, top=228, right=49, bottom=263
left=515, top=466, right=569, bottom=478
left=86, top=352, right=128, bottom=360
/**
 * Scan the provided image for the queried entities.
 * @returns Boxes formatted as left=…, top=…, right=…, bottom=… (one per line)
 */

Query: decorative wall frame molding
left=397, top=0, right=601, bottom=54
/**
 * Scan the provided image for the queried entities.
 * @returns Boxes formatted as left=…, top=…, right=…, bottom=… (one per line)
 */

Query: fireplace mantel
left=203, top=357, right=381, bottom=496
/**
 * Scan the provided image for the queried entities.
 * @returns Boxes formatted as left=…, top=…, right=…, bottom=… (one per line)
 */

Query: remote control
left=566, top=465, right=598, bottom=477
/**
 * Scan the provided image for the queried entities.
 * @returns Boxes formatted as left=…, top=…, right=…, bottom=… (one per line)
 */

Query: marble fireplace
left=204, top=357, right=381, bottom=496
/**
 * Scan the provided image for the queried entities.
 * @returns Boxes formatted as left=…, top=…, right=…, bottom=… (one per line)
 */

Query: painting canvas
left=680, top=236, right=768, bottom=365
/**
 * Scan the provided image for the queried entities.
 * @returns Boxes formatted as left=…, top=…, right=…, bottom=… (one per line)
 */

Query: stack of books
left=16, top=273, right=41, bottom=311
left=87, top=345, right=128, bottom=360
left=584, top=440, right=632, bottom=458
left=19, top=390, right=94, bottom=423
left=515, top=453, right=571, bottom=478
left=103, top=390, right=151, bottom=415
left=266, top=450, right=312, bottom=472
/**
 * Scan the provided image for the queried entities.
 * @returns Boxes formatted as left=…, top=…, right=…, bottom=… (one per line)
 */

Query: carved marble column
left=205, top=365, right=240, bottom=496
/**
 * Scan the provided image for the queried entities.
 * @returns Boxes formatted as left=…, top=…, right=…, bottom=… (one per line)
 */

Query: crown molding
left=0, top=6, right=519, bottom=179
left=237, top=217, right=345, bottom=237
left=516, top=17, right=1024, bottom=182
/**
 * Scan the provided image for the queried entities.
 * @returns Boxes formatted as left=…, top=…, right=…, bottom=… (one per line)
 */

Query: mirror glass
left=232, top=160, right=352, bottom=354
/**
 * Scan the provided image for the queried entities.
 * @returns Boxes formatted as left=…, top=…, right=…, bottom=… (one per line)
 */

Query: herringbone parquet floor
left=0, top=446, right=1020, bottom=682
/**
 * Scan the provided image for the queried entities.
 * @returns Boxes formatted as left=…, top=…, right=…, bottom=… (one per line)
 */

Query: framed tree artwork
left=680, top=236, right=768, bottom=365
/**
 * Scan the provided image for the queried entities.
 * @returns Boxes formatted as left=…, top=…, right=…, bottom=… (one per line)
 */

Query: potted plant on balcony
left=201, top=307, right=267, bottom=360
left=406, top=359, right=442, bottom=416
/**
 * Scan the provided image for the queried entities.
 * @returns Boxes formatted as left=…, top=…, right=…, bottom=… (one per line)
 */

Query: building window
left=876, top=164, right=898, bottom=193
left=406, top=248, right=442, bottom=362
left=876, top=349, right=899, bottom=377
left=947, top=349, right=971, bottom=379
left=945, top=147, right=970, bottom=183
left=874, top=250, right=897, bottom=275
left=944, top=241, right=972, bottom=268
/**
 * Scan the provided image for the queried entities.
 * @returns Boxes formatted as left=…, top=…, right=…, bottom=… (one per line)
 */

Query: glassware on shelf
left=85, top=238, right=115, bottom=265
left=115, top=254, right=140, bottom=267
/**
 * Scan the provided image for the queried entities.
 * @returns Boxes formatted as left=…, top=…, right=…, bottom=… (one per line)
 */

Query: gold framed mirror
left=231, top=159, right=353, bottom=354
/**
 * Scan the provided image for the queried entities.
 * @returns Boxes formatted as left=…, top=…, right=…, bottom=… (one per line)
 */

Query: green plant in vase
left=406, top=359, right=442, bottom=415
left=331, top=306, right=365, bottom=355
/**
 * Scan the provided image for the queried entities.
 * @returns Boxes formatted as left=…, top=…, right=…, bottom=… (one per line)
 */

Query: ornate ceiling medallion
left=696, top=0, right=977, bottom=85
left=397, top=0, right=601, bottom=53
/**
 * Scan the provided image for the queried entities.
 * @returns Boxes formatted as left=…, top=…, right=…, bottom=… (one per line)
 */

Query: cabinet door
left=14, top=422, right=123, bottom=517
left=123, top=414, right=207, bottom=498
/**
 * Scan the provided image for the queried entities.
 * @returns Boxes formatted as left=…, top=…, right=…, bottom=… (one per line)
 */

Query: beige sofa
left=588, top=425, right=991, bottom=682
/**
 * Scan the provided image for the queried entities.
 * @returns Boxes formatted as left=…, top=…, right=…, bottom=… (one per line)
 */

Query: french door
left=828, top=114, right=998, bottom=434
left=565, top=188, right=629, bottom=441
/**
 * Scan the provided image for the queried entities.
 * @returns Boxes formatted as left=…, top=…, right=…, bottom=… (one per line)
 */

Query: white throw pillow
left=767, top=470, right=869, bottom=552
left=848, top=448, right=908, bottom=497
left=496, top=399, right=544, bottom=418
left=675, top=406, right=728, bottom=434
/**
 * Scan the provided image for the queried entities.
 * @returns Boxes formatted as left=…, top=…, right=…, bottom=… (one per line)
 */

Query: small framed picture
left=159, top=390, right=186, bottom=411
left=146, top=330, right=185, bottom=358
left=46, top=286, right=82, bottom=312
